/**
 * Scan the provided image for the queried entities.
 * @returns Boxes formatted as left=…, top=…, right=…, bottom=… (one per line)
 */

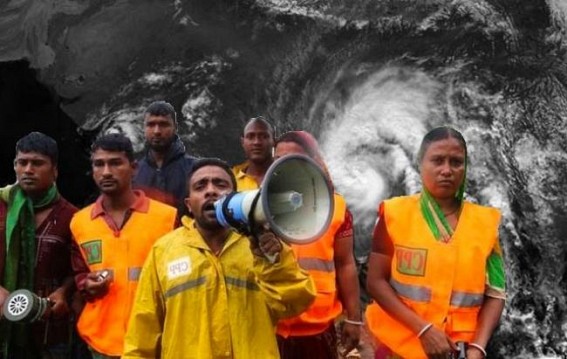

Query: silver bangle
left=469, top=343, right=487, bottom=357
left=343, top=319, right=364, bottom=326
left=416, top=323, right=433, bottom=338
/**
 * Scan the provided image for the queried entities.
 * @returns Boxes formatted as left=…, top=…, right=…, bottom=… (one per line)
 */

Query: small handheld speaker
left=2, top=289, right=52, bottom=322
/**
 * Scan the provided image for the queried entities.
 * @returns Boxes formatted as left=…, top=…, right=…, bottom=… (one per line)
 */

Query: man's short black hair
left=242, top=116, right=274, bottom=137
left=187, top=158, right=237, bottom=194
left=144, top=101, right=177, bottom=125
left=91, top=133, right=135, bottom=162
left=15, top=132, right=58, bottom=165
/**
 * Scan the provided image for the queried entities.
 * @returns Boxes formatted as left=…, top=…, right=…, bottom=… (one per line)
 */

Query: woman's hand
left=466, top=346, right=486, bottom=359
left=340, top=321, right=361, bottom=355
left=419, top=325, right=456, bottom=359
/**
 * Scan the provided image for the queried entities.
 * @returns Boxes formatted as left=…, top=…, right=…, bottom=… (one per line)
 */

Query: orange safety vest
left=277, top=193, right=346, bottom=337
left=71, top=199, right=176, bottom=356
left=365, top=195, right=500, bottom=359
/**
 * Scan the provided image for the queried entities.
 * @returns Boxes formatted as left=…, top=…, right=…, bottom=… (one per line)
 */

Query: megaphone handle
left=247, top=190, right=261, bottom=232
left=249, top=231, right=278, bottom=264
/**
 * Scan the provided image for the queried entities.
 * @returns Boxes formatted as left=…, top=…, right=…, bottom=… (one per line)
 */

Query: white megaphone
left=214, top=154, right=334, bottom=244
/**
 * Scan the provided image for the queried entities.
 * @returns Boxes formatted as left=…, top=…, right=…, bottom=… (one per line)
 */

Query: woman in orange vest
left=274, top=131, right=362, bottom=359
left=366, top=127, right=506, bottom=359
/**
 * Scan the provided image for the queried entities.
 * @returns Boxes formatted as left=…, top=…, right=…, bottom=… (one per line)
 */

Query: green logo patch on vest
left=395, top=245, right=427, bottom=276
left=81, top=240, right=103, bottom=265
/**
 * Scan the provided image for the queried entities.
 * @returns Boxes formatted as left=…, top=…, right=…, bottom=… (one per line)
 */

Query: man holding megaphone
left=123, top=158, right=316, bottom=359
left=216, top=131, right=362, bottom=358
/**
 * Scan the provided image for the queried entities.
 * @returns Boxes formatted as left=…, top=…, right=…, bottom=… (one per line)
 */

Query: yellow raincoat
left=123, top=216, right=316, bottom=358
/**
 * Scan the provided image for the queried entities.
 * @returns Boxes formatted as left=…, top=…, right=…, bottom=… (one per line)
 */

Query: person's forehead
left=276, top=141, right=305, bottom=153
left=244, top=120, right=270, bottom=134
left=15, top=151, right=50, bottom=160
left=191, top=165, right=231, bottom=182
left=425, top=138, right=465, bottom=154
left=144, top=114, right=174, bottom=123
left=91, top=149, right=129, bottom=161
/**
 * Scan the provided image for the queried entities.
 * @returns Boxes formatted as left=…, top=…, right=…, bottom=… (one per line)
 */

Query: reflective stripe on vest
left=390, top=278, right=431, bottom=302
left=298, top=257, right=335, bottom=272
left=450, top=290, right=484, bottom=307
left=165, top=276, right=206, bottom=298
left=390, top=278, right=483, bottom=307
left=225, top=276, right=259, bottom=291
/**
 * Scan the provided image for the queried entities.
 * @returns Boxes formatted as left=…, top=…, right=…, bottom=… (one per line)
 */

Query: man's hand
left=44, top=287, right=70, bottom=320
left=340, top=322, right=361, bottom=356
left=419, top=325, right=456, bottom=359
left=250, top=228, right=283, bottom=262
left=83, top=271, right=112, bottom=302
left=0, top=286, right=9, bottom=317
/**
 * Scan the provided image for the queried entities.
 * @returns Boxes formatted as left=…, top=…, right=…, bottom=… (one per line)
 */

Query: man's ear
left=184, top=197, right=194, bottom=218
